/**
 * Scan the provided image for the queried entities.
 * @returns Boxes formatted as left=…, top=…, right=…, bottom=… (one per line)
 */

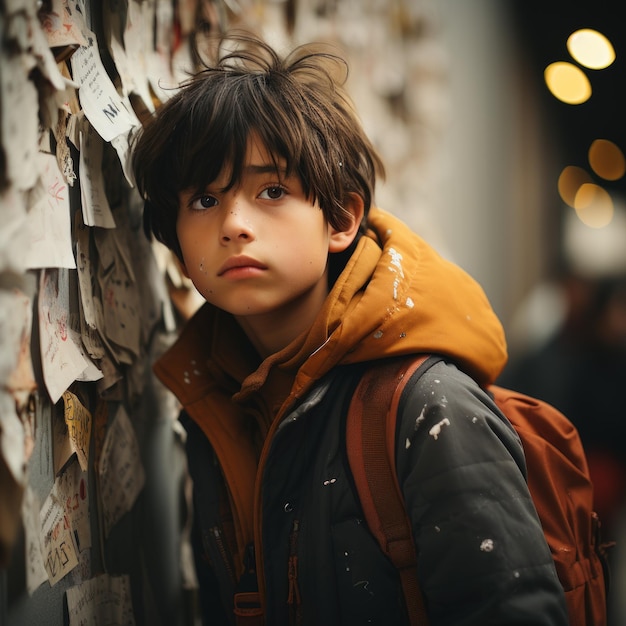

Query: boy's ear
left=328, top=193, right=365, bottom=253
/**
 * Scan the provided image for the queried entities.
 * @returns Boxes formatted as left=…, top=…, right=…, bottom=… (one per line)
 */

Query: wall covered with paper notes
left=0, top=1, right=443, bottom=624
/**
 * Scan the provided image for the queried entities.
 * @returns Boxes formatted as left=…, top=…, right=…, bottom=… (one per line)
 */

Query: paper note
left=79, top=117, right=116, bottom=228
left=75, top=218, right=107, bottom=361
left=111, top=130, right=136, bottom=188
left=38, top=268, right=91, bottom=404
left=70, top=29, right=139, bottom=143
left=40, top=490, right=79, bottom=585
left=22, top=487, right=49, bottom=595
left=98, top=405, right=145, bottom=536
left=62, top=391, right=92, bottom=472
left=39, top=0, right=88, bottom=49
left=66, top=573, right=135, bottom=625
left=94, top=229, right=141, bottom=360
left=55, top=110, right=78, bottom=188
left=54, top=458, right=91, bottom=553
left=71, top=328, right=104, bottom=383
left=25, top=152, right=76, bottom=270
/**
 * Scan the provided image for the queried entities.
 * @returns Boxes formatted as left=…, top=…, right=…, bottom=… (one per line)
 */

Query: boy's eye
left=191, top=195, right=218, bottom=210
left=259, top=186, right=285, bottom=200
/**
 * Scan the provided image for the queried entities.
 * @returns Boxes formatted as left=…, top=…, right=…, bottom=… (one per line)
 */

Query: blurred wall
left=436, top=0, right=557, bottom=328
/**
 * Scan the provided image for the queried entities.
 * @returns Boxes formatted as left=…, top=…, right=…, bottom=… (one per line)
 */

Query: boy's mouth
left=218, top=255, right=267, bottom=276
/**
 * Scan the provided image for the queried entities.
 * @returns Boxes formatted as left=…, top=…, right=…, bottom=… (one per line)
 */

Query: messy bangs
left=131, top=32, right=385, bottom=261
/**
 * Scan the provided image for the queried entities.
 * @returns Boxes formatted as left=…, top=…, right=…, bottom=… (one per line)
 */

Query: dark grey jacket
left=184, top=359, right=568, bottom=626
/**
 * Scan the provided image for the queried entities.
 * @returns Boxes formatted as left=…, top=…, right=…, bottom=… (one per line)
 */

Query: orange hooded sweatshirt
left=154, top=207, right=508, bottom=592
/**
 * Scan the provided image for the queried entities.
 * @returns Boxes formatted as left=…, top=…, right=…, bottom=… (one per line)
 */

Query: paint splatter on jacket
left=154, top=208, right=568, bottom=625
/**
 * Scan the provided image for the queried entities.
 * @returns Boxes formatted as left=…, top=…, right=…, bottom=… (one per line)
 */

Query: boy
left=132, top=33, right=568, bottom=626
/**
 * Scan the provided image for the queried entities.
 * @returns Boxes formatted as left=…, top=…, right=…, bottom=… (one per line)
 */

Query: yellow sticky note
left=62, top=391, right=92, bottom=472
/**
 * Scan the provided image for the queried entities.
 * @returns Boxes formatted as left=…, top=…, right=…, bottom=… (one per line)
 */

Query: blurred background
left=1, top=0, right=625, bottom=624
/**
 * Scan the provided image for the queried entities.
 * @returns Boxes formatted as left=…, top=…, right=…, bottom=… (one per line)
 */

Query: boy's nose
left=220, top=203, right=255, bottom=243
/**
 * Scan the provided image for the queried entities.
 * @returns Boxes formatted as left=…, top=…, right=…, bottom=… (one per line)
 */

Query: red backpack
left=346, top=355, right=610, bottom=626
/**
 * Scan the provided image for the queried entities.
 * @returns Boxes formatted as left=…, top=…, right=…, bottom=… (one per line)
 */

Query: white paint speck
left=407, top=406, right=428, bottom=448
left=323, top=478, right=337, bottom=486
left=429, top=418, right=450, bottom=440
left=415, top=406, right=426, bottom=429
left=480, top=539, right=494, bottom=552
left=406, top=297, right=414, bottom=308
left=387, top=248, right=405, bottom=300
left=388, top=248, right=404, bottom=275
left=373, top=330, right=383, bottom=339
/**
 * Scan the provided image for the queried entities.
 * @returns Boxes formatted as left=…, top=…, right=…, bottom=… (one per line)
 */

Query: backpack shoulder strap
left=346, top=354, right=436, bottom=626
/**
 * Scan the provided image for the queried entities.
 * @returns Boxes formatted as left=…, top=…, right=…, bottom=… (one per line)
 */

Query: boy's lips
left=217, top=255, right=267, bottom=276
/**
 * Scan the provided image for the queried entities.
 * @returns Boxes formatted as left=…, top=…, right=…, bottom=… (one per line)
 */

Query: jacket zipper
left=254, top=393, right=302, bottom=611
left=287, top=519, right=302, bottom=625
left=206, top=525, right=236, bottom=585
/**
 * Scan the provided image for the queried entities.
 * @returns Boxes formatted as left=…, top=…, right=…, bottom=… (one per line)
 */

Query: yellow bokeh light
left=558, top=165, right=593, bottom=207
left=567, top=29, right=616, bottom=70
left=574, top=183, right=614, bottom=228
left=588, top=139, right=626, bottom=181
left=544, top=62, right=592, bottom=104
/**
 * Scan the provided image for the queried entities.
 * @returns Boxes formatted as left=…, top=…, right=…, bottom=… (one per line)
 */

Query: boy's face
left=176, top=135, right=357, bottom=350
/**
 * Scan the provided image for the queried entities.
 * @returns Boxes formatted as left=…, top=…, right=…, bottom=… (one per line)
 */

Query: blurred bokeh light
left=574, top=183, right=614, bottom=228
left=567, top=28, right=615, bottom=70
left=544, top=61, right=592, bottom=104
left=588, top=138, right=626, bottom=181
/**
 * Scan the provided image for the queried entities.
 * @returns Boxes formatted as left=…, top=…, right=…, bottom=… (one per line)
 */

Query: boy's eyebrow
left=243, top=163, right=288, bottom=176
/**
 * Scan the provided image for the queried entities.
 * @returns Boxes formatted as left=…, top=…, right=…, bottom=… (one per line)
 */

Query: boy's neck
left=235, top=277, right=330, bottom=359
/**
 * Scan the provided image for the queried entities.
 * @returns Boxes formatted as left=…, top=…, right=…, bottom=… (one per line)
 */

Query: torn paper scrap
left=98, top=405, right=145, bottom=536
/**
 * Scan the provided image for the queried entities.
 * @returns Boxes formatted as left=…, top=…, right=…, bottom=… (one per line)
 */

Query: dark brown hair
left=131, top=32, right=385, bottom=261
